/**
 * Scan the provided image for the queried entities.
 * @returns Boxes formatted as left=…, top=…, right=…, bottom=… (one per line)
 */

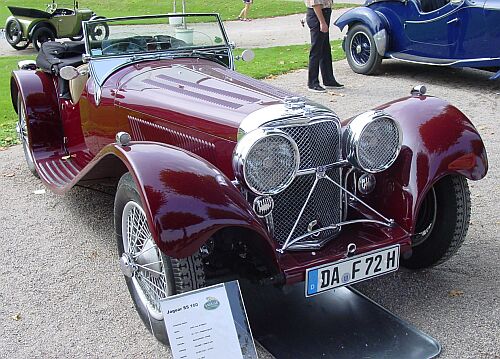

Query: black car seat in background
left=420, top=0, right=450, bottom=12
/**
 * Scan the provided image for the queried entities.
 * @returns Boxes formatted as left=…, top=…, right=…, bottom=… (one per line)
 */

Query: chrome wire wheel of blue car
left=115, top=173, right=205, bottom=345
left=346, top=24, right=382, bottom=75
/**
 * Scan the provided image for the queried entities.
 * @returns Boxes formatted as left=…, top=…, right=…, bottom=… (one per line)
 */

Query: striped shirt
left=304, top=0, right=332, bottom=8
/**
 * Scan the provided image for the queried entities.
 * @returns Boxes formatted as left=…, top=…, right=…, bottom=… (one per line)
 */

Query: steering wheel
left=46, top=2, right=57, bottom=12
left=102, top=41, right=145, bottom=55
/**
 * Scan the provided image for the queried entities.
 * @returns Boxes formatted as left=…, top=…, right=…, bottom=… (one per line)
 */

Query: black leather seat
left=420, top=0, right=450, bottom=12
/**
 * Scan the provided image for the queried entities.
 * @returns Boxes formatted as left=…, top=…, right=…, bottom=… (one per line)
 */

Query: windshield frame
left=82, top=13, right=231, bottom=60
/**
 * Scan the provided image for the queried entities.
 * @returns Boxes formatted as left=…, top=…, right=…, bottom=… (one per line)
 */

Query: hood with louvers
left=115, top=60, right=294, bottom=140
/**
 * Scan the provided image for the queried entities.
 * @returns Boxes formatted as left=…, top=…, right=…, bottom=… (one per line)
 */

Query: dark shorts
left=243, top=0, right=253, bottom=3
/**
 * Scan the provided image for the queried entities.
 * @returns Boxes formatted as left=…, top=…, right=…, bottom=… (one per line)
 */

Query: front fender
left=99, top=142, right=276, bottom=263
left=354, top=95, right=488, bottom=233
left=334, top=7, right=388, bottom=56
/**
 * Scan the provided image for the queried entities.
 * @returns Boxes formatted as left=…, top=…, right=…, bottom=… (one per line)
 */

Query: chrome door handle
left=447, top=18, right=459, bottom=24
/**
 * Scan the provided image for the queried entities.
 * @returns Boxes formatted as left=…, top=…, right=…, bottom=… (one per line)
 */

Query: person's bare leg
left=245, top=3, right=251, bottom=20
left=238, top=6, right=246, bottom=19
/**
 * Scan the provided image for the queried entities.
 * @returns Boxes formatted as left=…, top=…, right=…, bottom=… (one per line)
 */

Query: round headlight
left=344, top=111, right=402, bottom=173
left=233, top=129, right=299, bottom=195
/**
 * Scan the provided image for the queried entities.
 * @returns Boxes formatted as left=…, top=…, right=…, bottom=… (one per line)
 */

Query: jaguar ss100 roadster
left=11, top=13, right=488, bottom=344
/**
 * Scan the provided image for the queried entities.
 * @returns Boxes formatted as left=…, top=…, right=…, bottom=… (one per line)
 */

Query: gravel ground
left=1, top=60, right=499, bottom=359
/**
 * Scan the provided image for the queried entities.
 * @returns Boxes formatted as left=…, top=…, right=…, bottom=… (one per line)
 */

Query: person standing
left=305, top=0, right=344, bottom=92
left=238, top=0, right=253, bottom=21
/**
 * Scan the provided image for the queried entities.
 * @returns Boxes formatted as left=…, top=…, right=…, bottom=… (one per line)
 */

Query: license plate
left=305, top=245, right=400, bottom=297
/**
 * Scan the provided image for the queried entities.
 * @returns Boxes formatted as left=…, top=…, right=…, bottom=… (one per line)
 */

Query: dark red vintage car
left=11, top=13, right=487, bottom=344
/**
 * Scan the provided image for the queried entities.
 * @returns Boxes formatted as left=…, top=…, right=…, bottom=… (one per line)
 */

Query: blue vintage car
left=334, top=0, right=500, bottom=79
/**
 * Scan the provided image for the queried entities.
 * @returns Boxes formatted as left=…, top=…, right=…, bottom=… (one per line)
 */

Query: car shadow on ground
left=375, top=60, right=500, bottom=91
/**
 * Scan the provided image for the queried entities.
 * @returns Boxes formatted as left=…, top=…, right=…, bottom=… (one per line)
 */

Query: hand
left=320, top=22, right=329, bottom=33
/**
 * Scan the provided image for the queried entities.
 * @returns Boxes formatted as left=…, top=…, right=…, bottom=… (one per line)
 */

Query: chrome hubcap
left=356, top=44, right=362, bottom=54
left=412, top=187, right=437, bottom=247
left=121, top=201, right=171, bottom=320
left=120, top=253, right=137, bottom=278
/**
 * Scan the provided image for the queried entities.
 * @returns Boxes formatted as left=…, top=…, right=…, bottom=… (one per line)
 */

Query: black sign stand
left=241, top=282, right=441, bottom=359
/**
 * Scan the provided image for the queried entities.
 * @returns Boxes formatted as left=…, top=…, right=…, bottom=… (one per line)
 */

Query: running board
left=242, top=282, right=441, bottom=359
left=389, top=52, right=500, bottom=68
left=37, top=150, right=94, bottom=188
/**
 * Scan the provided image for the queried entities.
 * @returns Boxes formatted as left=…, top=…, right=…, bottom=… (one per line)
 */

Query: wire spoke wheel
left=350, top=31, right=372, bottom=66
left=345, top=24, right=382, bottom=75
left=412, top=187, right=437, bottom=247
left=115, top=173, right=205, bottom=344
left=402, top=175, right=471, bottom=269
left=16, top=94, right=37, bottom=176
left=121, top=201, right=169, bottom=320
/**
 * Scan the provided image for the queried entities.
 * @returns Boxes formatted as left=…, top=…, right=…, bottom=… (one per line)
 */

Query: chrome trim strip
left=239, top=104, right=334, bottom=136
left=296, top=160, right=349, bottom=176
left=389, top=54, right=500, bottom=67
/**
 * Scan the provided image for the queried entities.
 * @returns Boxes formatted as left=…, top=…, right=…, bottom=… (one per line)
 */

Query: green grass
left=0, top=41, right=344, bottom=145
left=235, top=40, right=344, bottom=79
left=1, top=0, right=354, bottom=25
left=0, top=56, right=34, bottom=147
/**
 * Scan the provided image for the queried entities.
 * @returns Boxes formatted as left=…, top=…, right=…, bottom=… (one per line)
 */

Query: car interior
left=36, top=41, right=87, bottom=103
left=416, top=0, right=451, bottom=13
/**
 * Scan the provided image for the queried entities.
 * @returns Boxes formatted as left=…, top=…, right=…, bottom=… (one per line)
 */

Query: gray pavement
left=1, top=59, right=499, bottom=358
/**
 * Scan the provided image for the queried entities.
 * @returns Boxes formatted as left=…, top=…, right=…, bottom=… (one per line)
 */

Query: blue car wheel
left=346, top=24, right=382, bottom=75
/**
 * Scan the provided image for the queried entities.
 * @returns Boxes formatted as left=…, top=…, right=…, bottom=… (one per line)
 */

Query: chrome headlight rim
left=233, top=128, right=300, bottom=196
left=344, top=110, right=402, bottom=174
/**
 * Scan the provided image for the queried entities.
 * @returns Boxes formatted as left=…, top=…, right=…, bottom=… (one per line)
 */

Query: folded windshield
left=84, top=14, right=228, bottom=58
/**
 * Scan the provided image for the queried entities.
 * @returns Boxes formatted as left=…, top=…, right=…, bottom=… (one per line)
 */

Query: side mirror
left=240, top=49, right=255, bottom=62
left=60, top=66, right=80, bottom=80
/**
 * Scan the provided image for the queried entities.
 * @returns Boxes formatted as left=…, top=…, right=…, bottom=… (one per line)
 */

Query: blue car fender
left=334, top=7, right=388, bottom=56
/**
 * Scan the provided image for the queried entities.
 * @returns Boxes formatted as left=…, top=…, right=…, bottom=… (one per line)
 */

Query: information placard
left=160, top=281, right=257, bottom=359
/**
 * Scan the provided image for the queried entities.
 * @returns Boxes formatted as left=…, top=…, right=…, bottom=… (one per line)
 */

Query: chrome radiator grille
left=265, top=118, right=342, bottom=248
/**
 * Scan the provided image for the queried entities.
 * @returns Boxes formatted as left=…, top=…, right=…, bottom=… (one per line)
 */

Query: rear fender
left=353, top=95, right=488, bottom=233
left=100, top=142, right=277, bottom=265
left=11, top=70, right=63, bottom=156
left=334, top=7, right=388, bottom=56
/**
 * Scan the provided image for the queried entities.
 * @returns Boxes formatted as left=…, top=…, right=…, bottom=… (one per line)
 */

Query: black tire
left=345, top=24, right=383, bottom=75
left=6, top=18, right=30, bottom=50
left=32, top=26, right=56, bottom=52
left=402, top=175, right=471, bottom=269
left=16, top=93, right=38, bottom=177
left=115, top=173, right=205, bottom=345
